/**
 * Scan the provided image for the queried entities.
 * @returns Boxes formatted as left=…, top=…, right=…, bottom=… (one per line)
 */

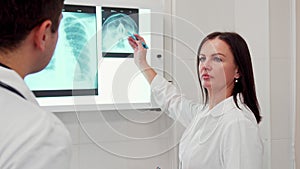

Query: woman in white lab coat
left=128, top=32, right=263, bottom=169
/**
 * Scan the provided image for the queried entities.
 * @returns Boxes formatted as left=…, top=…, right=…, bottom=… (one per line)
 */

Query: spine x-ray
left=102, top=7, right=139, bottom=58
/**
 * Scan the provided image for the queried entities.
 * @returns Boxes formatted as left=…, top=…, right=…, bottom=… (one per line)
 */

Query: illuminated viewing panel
left=23, top=2, right=163, bottom=111
left=25, top=5, right=98, bottom=97
left=102, top=7, right=139, bottom=58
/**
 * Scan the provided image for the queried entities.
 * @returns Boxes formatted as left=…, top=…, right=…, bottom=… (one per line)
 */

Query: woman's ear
left=33, top=20, right=52, bottom=51
left=234, top=68, right=240, bottom=79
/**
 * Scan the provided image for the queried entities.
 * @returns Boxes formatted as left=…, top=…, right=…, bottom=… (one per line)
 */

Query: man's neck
left=0, top=52, right=28, bottom=79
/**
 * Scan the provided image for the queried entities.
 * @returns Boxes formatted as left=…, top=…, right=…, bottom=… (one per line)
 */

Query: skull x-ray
left=25, top=5, right=98, bottom=97
left=102, top=7, right=138, bottom=57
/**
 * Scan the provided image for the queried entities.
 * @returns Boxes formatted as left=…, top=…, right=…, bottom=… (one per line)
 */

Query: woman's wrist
left=135, top=59, right=157, bottom=83
left=136, top=59, right=149, bottom=70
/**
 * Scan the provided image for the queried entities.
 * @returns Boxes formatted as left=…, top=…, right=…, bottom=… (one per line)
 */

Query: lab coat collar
left=209, top=96, right=240, bottom=117
left=0, top=66, right=38, bottom=105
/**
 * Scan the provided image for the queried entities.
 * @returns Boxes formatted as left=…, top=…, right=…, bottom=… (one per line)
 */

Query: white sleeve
left=221, top=119, right=263, bottom=169
left=150, top=75, right=203, bottom=127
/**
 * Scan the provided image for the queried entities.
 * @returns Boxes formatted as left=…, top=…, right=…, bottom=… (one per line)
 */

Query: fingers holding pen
left=134, top=34, right=149, bottom=49
left=128, top=34, right=148, bottom=50
left=133, top=34, right=145, bottom=42
left=136, top=39, right=146, bottom=50
left=127, top=34, right=148, bottom=68
left=128, top=37, right=138, bottom=50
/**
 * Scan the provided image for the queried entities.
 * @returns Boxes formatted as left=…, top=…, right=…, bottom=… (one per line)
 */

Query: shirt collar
left=209, top=96, right=238, bottom=117
left=0, top=66, right=38, bottom=105
left=0, top=62, right=11, bottom=69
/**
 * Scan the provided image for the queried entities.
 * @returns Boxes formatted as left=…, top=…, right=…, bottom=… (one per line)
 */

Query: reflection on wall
left=102, top=7, right=138, bottom=57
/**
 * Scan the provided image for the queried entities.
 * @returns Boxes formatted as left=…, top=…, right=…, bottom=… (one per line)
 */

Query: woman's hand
left=127, top=34, right=157, bottom=84
left=128, top=34, right=149, bottom=70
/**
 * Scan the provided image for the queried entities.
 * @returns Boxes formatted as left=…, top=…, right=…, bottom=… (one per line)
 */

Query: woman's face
left=198, top=38, right=239, bottom=95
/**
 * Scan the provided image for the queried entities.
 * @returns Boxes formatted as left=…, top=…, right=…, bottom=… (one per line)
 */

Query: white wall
left=269, top=0, right=295, bottom=168
left=53, top=0, right=296, bottom=169
left=296, top=0, right=300, bottom=167
left=55, top=110, right=181, bottom=169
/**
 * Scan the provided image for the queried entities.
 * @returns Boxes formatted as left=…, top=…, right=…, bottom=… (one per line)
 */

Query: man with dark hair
left=0, top=1, right=72, bottom=169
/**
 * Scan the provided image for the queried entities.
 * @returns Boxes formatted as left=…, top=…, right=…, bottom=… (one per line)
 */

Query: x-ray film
left=25, top=5, right=98, bottom=97
left=102, top=7, right=138, bottom=58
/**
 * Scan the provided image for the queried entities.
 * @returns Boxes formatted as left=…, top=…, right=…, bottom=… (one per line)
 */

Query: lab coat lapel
left=0, top=67, right=38, bottom=105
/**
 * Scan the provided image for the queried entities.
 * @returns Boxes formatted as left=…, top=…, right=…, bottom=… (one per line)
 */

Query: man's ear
left=33, top=20, right=52, bottom=51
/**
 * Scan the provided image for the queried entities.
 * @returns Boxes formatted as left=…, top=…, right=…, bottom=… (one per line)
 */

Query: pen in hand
left=128, top=32, right=149, bottom=49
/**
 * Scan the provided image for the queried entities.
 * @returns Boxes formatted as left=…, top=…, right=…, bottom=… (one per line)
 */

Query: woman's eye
left=213, top=56, right=222, bottom=62
left=199, top=56, right=206, bottom=62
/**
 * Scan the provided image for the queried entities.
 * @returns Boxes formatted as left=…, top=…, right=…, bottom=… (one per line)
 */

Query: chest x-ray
left=102, top=7, right=139, bottom=57
left=25, top=5, right=98, bottom=97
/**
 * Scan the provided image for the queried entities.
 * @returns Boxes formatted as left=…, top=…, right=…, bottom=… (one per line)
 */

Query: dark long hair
left=197, top=32, right=261, bottom=123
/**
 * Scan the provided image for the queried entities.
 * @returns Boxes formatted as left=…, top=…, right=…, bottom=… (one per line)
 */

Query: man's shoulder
left=0, top=92, right=71, bottom=164
left=0, top=89, right=69, bottom=140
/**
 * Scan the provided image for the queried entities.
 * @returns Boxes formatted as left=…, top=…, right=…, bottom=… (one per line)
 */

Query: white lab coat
left=0, top=66, right=72, bottom=169
left=151, top=75, right=263, bottom=169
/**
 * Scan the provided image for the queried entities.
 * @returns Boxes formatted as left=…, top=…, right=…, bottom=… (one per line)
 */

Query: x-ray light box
left=24, top=3, right=163, bottom=112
